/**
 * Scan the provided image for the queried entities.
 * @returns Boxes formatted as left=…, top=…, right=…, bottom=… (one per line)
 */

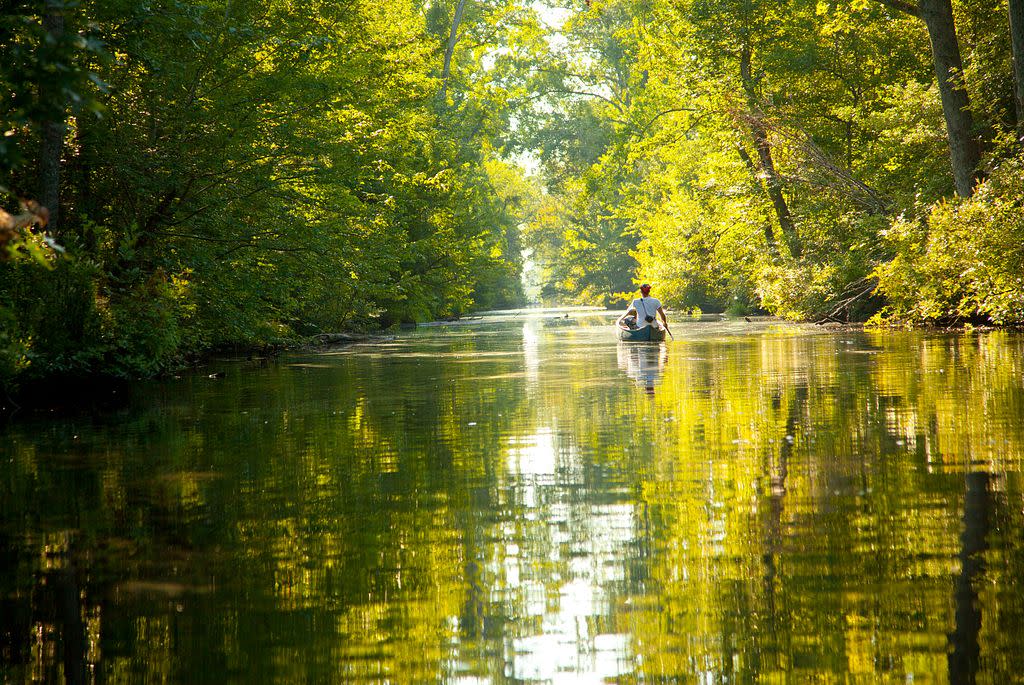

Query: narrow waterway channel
left=3, top=309, right=1024, bottom=682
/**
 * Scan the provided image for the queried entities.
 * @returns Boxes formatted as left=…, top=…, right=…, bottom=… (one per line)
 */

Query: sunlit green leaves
left=515, top=0, right=1010, bottom=321
left=873, top=152, right=1024, bottom=325
left=0, top=0, right=541, bottom=384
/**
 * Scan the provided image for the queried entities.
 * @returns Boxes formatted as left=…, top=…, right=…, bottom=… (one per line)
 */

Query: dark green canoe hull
left=617, top=326, right=667, bottom=342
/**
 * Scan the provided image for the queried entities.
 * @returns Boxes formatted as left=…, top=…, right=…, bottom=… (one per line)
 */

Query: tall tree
left=739, top=44, right=801, bottom=259
left=875, top=0, right=980, bottom=196
left=920, top=0, right=980, bottom=197
left=440, top=0, right=469, bottom=100
left=1009, top=0, right=1024, bottom=136
left=37, top=1, right=66, bottom=232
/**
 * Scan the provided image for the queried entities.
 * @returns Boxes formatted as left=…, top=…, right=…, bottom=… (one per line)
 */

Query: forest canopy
left=3, top=0, right=1024, bottom=387
left=1, top=0, right=530, bottom=384
left=515, top=0, right=1024, bottom=321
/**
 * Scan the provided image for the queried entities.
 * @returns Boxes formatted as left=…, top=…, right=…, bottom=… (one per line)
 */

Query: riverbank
left=0, top=330, right=399, bottom=417
left=6, top=310, right=1017, bottom=418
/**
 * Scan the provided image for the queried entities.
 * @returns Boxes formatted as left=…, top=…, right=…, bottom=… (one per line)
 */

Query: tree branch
left=870, top=0, right=922, bottom=19
left=636, top=107, right=697, bottom=135
left=516, top=88, right=626, bottom=114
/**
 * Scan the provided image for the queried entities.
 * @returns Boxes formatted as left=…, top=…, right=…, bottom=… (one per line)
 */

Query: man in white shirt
left=617, top=283, right=668, bottom=331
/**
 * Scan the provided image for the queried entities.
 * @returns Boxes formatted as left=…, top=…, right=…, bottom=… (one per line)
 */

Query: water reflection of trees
left=2, top=328, right=1024, bottom=681
left=618, top=331, right=1024, bottom=682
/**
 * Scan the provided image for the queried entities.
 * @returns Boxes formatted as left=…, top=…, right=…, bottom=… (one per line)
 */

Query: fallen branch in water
left=817, top=276, right=879, bottom=322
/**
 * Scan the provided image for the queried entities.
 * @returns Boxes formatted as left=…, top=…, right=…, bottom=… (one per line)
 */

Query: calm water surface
left=3, top=310, right=1024, bottom=683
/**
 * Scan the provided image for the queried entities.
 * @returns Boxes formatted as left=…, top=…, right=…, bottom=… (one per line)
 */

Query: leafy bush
left=873, top=154, right=1024, bottom=325
left=0, top=302, right=29, bottom=391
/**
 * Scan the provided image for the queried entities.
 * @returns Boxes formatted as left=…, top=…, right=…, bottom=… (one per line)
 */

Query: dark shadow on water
left=948, top=471, right=991, bottom=684
left=1, top=375, right=132, bottom=419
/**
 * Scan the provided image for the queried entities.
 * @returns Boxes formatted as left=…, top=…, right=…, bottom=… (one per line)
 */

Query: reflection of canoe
left=617, top=326, right=666, bottom=342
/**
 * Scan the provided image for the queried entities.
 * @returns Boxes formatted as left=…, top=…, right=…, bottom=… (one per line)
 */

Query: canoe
left=617, top=326, right=666, bottom=342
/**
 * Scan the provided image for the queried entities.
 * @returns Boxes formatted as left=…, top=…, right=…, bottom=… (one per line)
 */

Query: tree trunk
left=74, top=127, right=95, bottom=250
left=752, top=127, right=801, bottom=258
left=739, top=46, right=801, bottom=259
left=440, top=0, right=468, bottom=101
left=1009, top=0, right=1024, bottom=137
left=871, top=0, right=980, bottom=195
left=735, top=142, right=779, bottom=252
left=39, top=5, right=66, bottom=233
left=919, top=0, right=980, bottom=197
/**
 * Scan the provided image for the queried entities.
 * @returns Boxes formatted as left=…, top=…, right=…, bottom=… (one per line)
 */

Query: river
left=3, top=309, right=1024, bottom=682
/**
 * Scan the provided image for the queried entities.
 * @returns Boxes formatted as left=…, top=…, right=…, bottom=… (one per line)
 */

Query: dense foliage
left=1, top=0, right=534, bottom=386
left=5, top=0, right=1024, bottom=389
left=515, top=0, right=1024, bottom=321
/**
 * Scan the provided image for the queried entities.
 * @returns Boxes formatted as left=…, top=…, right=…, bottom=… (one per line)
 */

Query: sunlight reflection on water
left=4, top=311, right=1024, bottom=682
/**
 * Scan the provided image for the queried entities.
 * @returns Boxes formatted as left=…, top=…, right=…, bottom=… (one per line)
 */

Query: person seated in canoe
left=617, top=283, right=668, bottom=331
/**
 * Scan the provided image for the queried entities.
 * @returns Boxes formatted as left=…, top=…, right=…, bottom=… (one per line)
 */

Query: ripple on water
left=4, top=321, right=1024, bottom=682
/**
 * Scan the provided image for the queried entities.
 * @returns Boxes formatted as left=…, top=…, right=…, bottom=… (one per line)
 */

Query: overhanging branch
left=870, top=0, right=921, bottom=19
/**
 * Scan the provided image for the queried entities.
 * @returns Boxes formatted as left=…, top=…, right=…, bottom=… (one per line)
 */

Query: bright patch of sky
left=494, top=1, right=573, bottom=178
left=536, top=1, right=571, bottom=50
